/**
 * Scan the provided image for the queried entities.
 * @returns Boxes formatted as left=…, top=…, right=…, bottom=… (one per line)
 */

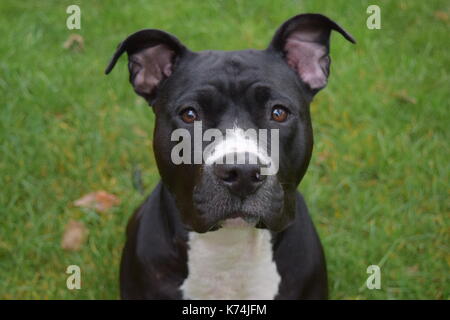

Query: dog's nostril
left=223, top=169, right=238, bottom=183
left=214, top=165, right=238, bottom=183
left=252, top=169, right=266, bottom=183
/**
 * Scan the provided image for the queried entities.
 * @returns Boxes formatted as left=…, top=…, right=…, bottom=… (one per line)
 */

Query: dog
left=105, top=13, right=354, bottom=299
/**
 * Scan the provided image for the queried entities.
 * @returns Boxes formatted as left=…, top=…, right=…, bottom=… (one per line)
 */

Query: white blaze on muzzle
left=204, top=125, right=279, bottom=176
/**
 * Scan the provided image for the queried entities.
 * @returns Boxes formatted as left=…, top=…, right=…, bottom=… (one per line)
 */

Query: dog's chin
left=185, top=213, right=259, bottom=233
left=185, top=212, right=295, bottom=234
left=219, top=214, right=260, bottom=228
left=186, top=177, right=287, bottom=233
left=186, top=205, right=291, bottom=234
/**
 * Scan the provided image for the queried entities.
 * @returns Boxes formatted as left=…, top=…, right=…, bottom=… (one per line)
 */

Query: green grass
left=0, top=0, right=448, bottom=299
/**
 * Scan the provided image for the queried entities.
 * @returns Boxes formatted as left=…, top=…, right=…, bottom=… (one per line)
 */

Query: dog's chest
left=180, top=219, right=281, bottom=300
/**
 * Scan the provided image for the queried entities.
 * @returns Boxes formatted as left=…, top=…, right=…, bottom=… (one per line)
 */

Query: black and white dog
left=106, top=13, right=354, bottom=299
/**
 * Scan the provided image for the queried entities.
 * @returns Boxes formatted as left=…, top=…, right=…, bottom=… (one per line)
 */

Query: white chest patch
left=180, top=218, right=281, bottom=300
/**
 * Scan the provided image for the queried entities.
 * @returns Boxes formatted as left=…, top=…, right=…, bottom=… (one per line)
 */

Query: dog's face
left=106, top=14, right=354, bottom=233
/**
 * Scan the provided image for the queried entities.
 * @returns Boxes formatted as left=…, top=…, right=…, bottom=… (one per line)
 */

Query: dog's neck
left=180, top=218, right=281, bottom=300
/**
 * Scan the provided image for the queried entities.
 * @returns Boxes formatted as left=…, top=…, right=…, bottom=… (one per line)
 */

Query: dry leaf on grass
left=61, top=220, right=88, bottom=251
left=434, top=11, right=449, bottom=22
left=74, top=190, right=120, bottom=212
left=392, top=90, right=417, bottom=105
left=406, top=265, right=419, bottom=275
left=63, top=34, right=84, bottom=51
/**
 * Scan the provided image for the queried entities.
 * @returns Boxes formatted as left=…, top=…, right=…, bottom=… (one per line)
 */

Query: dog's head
left=106, top=14, right=354, bottom=233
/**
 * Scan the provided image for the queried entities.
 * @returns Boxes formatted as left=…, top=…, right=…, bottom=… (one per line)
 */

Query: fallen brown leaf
left=392, top=90, right=417, bottom=105
left=434, top=11, right=449, bottom=22
left=63, top=34, right=84, bottom=51
left=74, top=190, right=120, bottom=212
left=61, top=220, right=88, bottom=251
left=406, top=265, right=419, bottom=275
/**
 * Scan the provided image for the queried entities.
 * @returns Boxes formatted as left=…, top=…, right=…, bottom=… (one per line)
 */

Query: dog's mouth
left=220, top=216, right=258, bottom=228
left=200, top=211, right=267, bottom=232
left=182, top=167, right=286, bottom=233
left=222, top=211, right=261, bottom=226
left=226, top=211, right=256, bottom=220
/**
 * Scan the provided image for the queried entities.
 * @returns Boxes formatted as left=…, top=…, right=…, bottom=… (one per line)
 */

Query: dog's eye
left=180, top=108, right=198, bottom=123
left=271, top=105, right=289, bottom=122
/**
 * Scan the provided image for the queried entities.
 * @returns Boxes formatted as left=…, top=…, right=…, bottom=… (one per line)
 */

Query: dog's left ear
left=268, top=14, right=355, bottom=94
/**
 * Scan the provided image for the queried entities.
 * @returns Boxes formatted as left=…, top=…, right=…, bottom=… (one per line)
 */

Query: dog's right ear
left=105, top=29, right=188, bottom=104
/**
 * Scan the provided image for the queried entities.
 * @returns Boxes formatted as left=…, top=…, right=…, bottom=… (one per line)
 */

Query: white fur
left=180, top=218, right=281, bottom=300
left=204, top=125, right=271, bottom=166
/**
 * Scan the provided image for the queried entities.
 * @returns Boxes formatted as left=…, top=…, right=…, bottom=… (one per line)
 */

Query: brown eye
left=271, top=105, right=289, bottom=122
left=180, top=108, right=198, bottom=123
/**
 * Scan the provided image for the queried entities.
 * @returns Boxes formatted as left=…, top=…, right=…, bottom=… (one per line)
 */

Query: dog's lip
left=186, top=214, right=265, bottom=233
left=227, top=211, right=260, bottom=222
left=228, top=211, right=244, bottom=219
left=220, top=217, right=251, bottom=228
left=219, top=212, right=260, bottom=228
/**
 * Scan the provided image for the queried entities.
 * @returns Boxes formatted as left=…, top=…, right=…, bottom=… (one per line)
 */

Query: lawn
left=0, top=0, right=448, bottom=299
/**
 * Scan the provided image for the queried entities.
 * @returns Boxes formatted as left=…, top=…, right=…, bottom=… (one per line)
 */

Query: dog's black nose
left=214, top=163, right=266, bottom=198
